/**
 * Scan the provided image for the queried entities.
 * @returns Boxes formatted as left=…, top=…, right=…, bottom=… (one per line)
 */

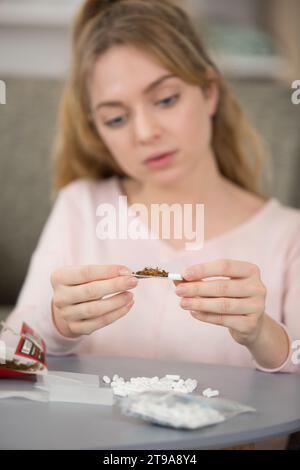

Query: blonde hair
left=52, top=0, right=268, bottom=197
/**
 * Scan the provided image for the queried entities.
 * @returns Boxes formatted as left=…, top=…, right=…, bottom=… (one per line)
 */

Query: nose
left=132, top=107, right=161, bottom=144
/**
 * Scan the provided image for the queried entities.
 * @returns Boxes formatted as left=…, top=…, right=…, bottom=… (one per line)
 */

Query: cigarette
left=167, top=273, right=183, bottom=280
left=132, top=273, right=183, bottom=280
left=129, top=267, right=183, bottom=280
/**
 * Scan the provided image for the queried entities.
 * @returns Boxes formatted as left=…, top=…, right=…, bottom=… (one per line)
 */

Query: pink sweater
left=2, top=177, right=300, bottom=373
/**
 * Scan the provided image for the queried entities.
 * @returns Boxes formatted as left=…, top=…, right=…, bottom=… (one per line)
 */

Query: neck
left=118, top=150, right=267, bottom=246
left=132, top=150, right=230, bottom=208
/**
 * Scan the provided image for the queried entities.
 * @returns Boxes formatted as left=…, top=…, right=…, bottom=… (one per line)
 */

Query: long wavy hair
left=52, top=0, right=268, bottom=197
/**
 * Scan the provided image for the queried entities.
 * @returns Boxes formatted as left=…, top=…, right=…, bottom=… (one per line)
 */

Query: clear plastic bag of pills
left=119, top=391, right=256, bottom=430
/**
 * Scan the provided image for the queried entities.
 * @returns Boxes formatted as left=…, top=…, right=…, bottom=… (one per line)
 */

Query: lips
left=143, top=150, right=177, bottom=169
left=144, top=150, right=177, bottom=163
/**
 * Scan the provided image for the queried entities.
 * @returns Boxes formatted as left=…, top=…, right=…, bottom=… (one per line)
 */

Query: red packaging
left=0, top=322, right=47, bottom=378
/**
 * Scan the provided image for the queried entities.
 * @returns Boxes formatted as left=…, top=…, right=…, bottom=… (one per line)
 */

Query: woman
left=2, top=0, right=300, bottom=375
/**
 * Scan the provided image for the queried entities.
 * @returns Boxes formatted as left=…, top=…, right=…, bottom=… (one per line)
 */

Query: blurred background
left=0, top=0, right=300, bottom=318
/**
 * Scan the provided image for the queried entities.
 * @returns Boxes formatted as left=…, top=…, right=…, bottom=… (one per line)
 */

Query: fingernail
left=183, top=269, right=195, bottom=280
left=175, top=286, right=186, bottom=295
left=127, top=277, right=138, bottom=287
left=181, top=299, right=190, bottom=308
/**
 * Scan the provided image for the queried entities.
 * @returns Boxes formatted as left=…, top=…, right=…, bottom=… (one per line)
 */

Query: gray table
left=0, top=355, right=300, bottom=450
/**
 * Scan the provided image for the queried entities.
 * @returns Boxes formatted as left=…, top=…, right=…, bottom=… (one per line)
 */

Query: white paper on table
left=44, top=370, right=101, bottom=387
left=0, top=371, right=113, bottom=405
left=34, top=370, right=113, bottom=406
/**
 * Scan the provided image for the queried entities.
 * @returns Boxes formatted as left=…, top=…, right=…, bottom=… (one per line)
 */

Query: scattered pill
left=165, top=374, right=181, bottom=380
left=202, top=388, right=219, bottom=398
left=207, top=390, right=219, bottom=398
left=107, top=374, right=198, bottom=397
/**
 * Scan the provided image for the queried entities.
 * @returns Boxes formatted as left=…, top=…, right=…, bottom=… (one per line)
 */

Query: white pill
left=111, top=381, right=120, bottom=388
left=173, top=386, right=188, bottom=394
left=165, top=374, right=181, bottom=381
left=102, top=375, right=111, bottom=384
left=207, top=390, right=219, bottom=398
left=186, top=379, right=197, bottom=386
left=186, top=378, right=197, bottom=383
left=109, top=374, right=199, bottom=397
left=116, top=377, right=124, bottom=383
left=130, top=378, right=139, bottom=384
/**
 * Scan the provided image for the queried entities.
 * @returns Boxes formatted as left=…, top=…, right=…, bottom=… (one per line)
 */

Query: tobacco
left=134, top=267, right=169, bottom=277
left=0, top=360, right=40, bottom=372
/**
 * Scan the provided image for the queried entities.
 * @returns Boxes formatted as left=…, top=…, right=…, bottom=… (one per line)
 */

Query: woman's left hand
left=174, top=259, right=267, bottom=346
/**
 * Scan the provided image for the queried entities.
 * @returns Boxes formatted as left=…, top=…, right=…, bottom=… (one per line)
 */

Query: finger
left=51, top=264, right=132, bottom=287
left=68, top=300, right=134, bottom=336
left=190, top=310, right=256, bottom=335
left=173, top=280, right=188, bottom=287
left=175, top=279, right=257, bottom=299
left=54, top=275, right=138, bottom=307
left=182, top=259, right=259, bottom=281
left=180, top=296, right=256, bottom=315
left=61, top=291, right=134, bottom=322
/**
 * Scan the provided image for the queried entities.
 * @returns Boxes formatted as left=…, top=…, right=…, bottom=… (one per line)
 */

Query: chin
left=148, top=167, right=186, bottom=188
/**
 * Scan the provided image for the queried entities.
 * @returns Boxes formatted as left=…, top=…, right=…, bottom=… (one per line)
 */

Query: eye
left=156, top=94, right=180, bottom=107
left=103, top=94, right=180, bottom=129
left=105, top=115, right=127, bottom=128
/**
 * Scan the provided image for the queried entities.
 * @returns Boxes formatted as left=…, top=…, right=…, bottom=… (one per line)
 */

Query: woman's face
left=88, top=45, right=218, bottom=187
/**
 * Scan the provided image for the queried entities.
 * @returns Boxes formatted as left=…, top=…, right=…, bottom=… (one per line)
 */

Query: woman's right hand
left=50, top=265, right=137, bottom=338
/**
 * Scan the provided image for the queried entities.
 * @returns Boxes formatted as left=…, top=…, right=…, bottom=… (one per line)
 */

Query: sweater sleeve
left=253, top=220, right=300, bottom=374
left=0, top=186, right=83, bottom=356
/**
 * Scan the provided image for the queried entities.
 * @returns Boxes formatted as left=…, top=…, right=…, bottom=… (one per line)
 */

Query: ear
left=203, top=68, right=219, bottom=118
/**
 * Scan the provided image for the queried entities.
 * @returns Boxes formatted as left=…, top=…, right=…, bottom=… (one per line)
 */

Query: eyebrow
left=92, top=73, right=177, bottom=112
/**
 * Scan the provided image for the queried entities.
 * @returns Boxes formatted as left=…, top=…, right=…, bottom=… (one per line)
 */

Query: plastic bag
left=120, top=390, right=256, bottom=430
left=0, top=322, right=47, bottom=378
left=0, top=379, right=49, bottom=402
